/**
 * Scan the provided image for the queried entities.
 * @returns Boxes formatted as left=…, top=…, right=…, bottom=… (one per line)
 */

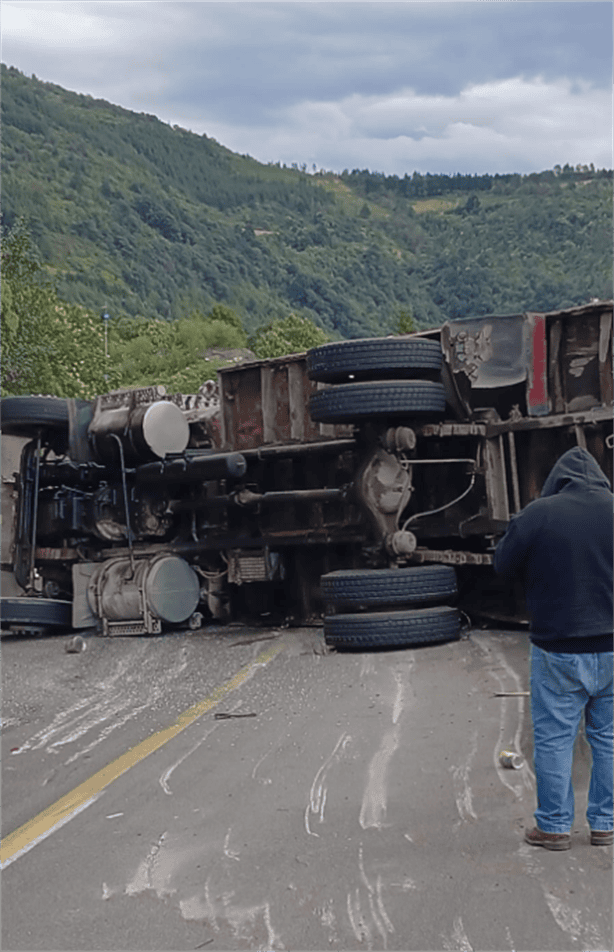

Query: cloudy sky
left=2, top=1, right=612, bottom=176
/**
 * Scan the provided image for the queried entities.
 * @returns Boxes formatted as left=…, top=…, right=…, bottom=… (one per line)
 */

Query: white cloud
left=195, top=76, right=612, bottom=174
left=3, top=2, right=130, bottom=50
left=2, top=2, right=611, bottom=175
left=1, top=1, right=192, bottom=50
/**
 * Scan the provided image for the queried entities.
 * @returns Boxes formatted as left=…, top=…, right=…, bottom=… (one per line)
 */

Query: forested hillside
left=2, top=64, right=612, bottom=340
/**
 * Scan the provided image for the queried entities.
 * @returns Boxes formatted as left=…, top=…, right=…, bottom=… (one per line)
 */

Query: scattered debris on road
left=214, top=712, right=258, bottom=720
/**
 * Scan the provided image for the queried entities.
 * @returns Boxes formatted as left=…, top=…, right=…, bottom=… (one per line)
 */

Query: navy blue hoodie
left=494, top=447, right=613, bottom=651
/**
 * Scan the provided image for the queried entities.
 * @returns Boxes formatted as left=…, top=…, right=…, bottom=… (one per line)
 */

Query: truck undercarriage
left=2, top=301, right=612, bottom=648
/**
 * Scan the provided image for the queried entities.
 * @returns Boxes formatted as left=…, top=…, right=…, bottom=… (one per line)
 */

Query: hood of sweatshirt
left=540, top=447, right=612, bottom=498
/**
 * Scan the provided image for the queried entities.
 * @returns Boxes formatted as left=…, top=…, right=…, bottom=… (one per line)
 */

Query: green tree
left=205, top=303, right=247, bottom=340
left=249, top=313, right=330, bottom=358
left=108, top=303, right=249, bottom=393
left=395, top=306, right=416, bottom=335
left=1, top=218, right=53, bottom=394
left=1, top=219, right=113, bottom=397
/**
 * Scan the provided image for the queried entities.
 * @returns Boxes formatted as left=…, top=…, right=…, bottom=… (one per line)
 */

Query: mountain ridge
left=2, top=64, right=612, bottom=337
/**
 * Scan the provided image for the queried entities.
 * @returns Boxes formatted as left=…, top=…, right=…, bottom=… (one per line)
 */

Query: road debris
left=214, top=712, right=258, bottom=720
left=499, top=750, right=524, bottom=769
left=65, top=635, right=86, bottom=653
left=492, top=691, right=529, bottom=697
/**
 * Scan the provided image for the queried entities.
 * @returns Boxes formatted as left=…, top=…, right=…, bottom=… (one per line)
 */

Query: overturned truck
left=1, top=301, right=612, bottom=648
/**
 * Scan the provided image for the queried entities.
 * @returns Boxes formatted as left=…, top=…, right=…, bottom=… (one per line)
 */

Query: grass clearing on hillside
left=412, top=197, right=464, bottom=214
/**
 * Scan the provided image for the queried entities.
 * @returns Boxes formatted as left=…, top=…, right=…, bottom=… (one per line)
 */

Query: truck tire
left=1, top=397, right=70, bottom=437
left=0, top=597, right=72, bottom=633
left=307, top=338, right=442, bottom=383
left=309, top=380, right=446, bottom=424
left=321, top=565, right=457, bottom=609
left=324, top=606, right=461, bottom=649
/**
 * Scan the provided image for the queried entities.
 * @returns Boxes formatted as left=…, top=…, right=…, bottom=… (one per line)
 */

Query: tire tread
left=321, top=566, right=457, bottom=607
left=309, top=380, right=446, bottom=423
left=324, top=606, right=461, bottom=648
left=307, top=338, right=442, bottom=382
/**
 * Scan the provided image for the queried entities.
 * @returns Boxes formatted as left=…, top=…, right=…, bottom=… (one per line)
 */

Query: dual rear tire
left=321, top=565, right=461, bottom=649
left=308, top=337, right=460, bottom=650
left=308, top=336, right=446, bottom=423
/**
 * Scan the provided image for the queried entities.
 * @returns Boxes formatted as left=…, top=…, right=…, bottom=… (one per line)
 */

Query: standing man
left=494, top=446, right=613, bottom=850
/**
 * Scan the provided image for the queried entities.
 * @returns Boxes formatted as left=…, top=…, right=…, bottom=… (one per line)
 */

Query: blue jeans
left=530, top=644, right=613, bottom=834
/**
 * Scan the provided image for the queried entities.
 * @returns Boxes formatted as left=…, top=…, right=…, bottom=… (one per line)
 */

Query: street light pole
left=101, top=309, right=110, bottom=383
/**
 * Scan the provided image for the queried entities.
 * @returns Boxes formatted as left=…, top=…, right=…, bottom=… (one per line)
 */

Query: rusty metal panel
left=484, top=436, right=510, bottom=522
left=261, top=366, right=277, bottom=444
left=599, top=309, right=613, bottom=406
left=288, top=362, right=305, bottom=441
left=265, top=363, right=291, bottom=444
left=544, top=302, right=612, bottom=415
left=548, top=317, right=565, bottom=414
left=220, top=365, right=263, bottom=450
left=506, top=430, right=521, bottom=513
left=561, top=313, right=601, bottom=412
left=218, top=355, right=351, bottom=449
left=441, top=314, right=527, bottom=388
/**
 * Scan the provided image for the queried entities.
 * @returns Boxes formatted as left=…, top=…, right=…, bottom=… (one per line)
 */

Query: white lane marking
left=317, top=899, right=339, bottom=944
left=159, top=695, right=246, bottom=794
left=125, top=833, right=208, bottom=902
left=218, top=892, right=284, bottom=950
left=375, top=875, right=395, bottom=936
left=1, top=717, right=21, bottom=730
left=223, top=827, right=240, bottom=862
left=442, top=915, right=474, bottom=951
left=304, top=804, right=316, bottom=836
left=251, top=746, right=273, bottom=782
left=62, top=695, right=160, bottom=766
left=347, top=888, right=373, bottom=950
left=471, top=636, right=534, bottom=797
left=319, top=785, right=328, bottom=823
left=517, top=843, right=607, bottom=949
left=10, top=648, right=190, bottom=769
left=543, top=890, right=606, bottom=949
left=0, top=794, right=101, bottom=870
left=391, top=669, right=405, bottom=724
left=305, top=731, right=352, bottom=837
left=179, top=876, right=220, bottom=932
left=390, top=877, right=418, bottom=891
left=64, top=653, right=190, bottom=766
left=359, top=658, right=414, bottom=830
left=358, top=843, right=392, bottom=947
left=159, top=722, right=219, bottom=795
left=449, top=728, right=478, bottom=825
left=391, top=655, right=414, bottom=723
left=4, top=641, right=286, bottom=872
left=125, top=831, right=170, bottom=896
left=9, top=694, right=104, bottom=756
left=360, top=655, right=376, bottom=678
left=359, top=725, right=400, bottom=830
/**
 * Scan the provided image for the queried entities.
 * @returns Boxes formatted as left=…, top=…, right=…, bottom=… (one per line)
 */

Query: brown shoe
left=590, top=830, right=613, bottom=846
left=524, top=826, right=571, bottom=851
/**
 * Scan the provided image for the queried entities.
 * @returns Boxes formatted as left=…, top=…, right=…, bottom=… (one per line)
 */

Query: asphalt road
left=1, top=623, right=612, bottom=952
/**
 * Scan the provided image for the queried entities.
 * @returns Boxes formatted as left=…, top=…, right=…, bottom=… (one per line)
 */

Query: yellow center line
left=1, top=638, right=285, bottom=869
